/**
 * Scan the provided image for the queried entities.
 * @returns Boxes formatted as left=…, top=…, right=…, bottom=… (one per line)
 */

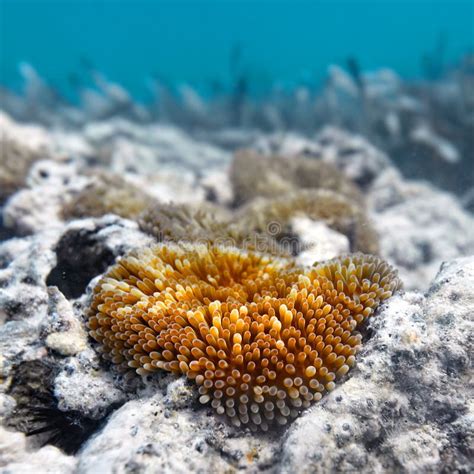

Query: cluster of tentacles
left=88, top=244, right=401, bottom=430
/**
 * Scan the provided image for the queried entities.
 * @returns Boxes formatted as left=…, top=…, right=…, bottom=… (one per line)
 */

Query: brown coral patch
left=230, top=150, right=364, bottom=207
left=0, top=137, right=44, bottom=203
left=236, top=189, right=379, bottom=254
left=138, top=202, right=231, bottom=242
left=138, top=203, right=289, bottom=256
left=88, top=245, right=401, bottom=430
left=62, top=172, right=155, bottom=221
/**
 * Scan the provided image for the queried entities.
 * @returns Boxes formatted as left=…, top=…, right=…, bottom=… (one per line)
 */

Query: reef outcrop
left=0, top=215, right=472, bottom=472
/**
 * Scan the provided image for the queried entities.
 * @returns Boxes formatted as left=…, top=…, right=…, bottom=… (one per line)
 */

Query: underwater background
left=1, top=0, right=474, bottom=100
left=1, top=2, right=474, bottom=472
left=2, top=0, right=473, bottom=198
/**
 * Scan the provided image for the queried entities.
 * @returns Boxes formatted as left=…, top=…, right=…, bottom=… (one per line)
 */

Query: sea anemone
left=88, top=244, right=401, bottom=430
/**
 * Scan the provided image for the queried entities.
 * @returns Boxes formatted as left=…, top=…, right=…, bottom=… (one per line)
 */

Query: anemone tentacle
left=88, top=244, right=401, bottom=430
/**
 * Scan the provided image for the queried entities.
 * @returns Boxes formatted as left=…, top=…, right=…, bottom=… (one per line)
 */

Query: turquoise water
left=1, top=0, right=473, bottom=100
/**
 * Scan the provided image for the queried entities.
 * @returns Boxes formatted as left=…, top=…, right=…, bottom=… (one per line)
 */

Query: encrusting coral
left=88, top=244, right=401, bottom=430
left=62, top=172, right=156, bottom=221
left=237, top=189, right=379, bottom=255
left=138, top=202, right=230, bottom=242
left=138, top=202, right=289, bottom=256
left=0, top=137, right=44, bottom=203
left=230, top=150, right=364, bottom=207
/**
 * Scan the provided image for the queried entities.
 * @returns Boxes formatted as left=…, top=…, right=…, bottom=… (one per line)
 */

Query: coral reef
left=252, top=128, right=473, bottom=289
left=0, top=426, right=76, bottom=473
left=246, top=127, right=392, bottom=190
left=230, top=149, right=364, bottom=207
left=368, top=168, right=474, bottom=290
left=2, top=159, right=88, bottom=235
left=138, top=202, right=230, bottom=242
left=6, top=360, right=105, bottom=455
left=88, top=244, right=400, bottom=430
left=313, top=127, right=393, bottom=189
left=0, top=217, right=146, bottom=463
left=0, top=111, right=55, bottom=205
left=237, top=189, right=379, bottom=255
left=62, top=171, right=157, bottom=221
left=279, top=257, right=474, bottom=472
left=82, top=119, right=230, bottom=175
left=0, top=212, right=472, bottom=472
left=2, top=55, right=473, bottom=197
left=0, top=216, right=152, bottom=384
left=46, top=227, right=117, bottom=299
left=138, top=202, right=288, bottom=256
left=0, top=138, right=44, bottom=203
left=0, top=106, right=472, bottom=473
left=291, top=218, right=350, bottom=266
left=230, top=150, right=294, bottom=206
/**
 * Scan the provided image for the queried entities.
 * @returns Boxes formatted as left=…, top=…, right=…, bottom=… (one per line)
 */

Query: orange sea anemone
left=88, top=244, right=401, bottom=430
